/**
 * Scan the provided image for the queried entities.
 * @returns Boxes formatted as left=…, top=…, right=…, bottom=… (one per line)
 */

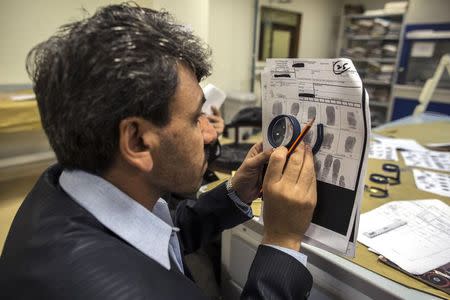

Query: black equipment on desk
left=211, top=107, right=262, bottom=173
left=365, top=163, right=401, bottom=198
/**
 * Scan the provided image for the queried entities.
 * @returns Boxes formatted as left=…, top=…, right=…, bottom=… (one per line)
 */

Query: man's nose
left=199, top=115, right=217, bottom=145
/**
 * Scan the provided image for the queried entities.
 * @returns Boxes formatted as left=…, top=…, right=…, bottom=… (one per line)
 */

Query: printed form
left=261, top=58, right=370, bottom=256
left=358, top=199, right=450, bottom=275
left=413, top=169, right=450, bottom=198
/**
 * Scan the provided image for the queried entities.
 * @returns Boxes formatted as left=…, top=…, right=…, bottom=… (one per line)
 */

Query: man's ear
left=118, top=117, right=158, bottom=173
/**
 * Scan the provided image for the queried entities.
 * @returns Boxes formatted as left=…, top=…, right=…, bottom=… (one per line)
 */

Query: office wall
left=6, top=0, right=447, bottom=90
left=0, top=0, right=356, bottom=91
left=405, top=0, right=450, bottom=24
left=207, top=0, right=255, bottom=92
left=153, top=0, right=255, bottom=93
left=152, top=0, right=209, bottom=42
left=0, top=0, right=152, bottom=85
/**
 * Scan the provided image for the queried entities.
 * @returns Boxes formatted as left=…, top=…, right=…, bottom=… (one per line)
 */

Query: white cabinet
left=221, top=221, right=440, bottom=300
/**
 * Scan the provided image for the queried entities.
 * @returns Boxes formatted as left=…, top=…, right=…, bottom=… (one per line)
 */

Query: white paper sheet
left=372, top=136, right=427, bottom=152
left=411, top=41, right=435, bottom=58
left=401, top=149, right=450, bottom=172
left=358, top=199, right=450, bottom=275
left=201, top=84, right=226, bottom=115
left=368, top=140, right=398, bottom=161
left=261, top=58, right=370, bottom=256
left=413, top=169, right=450, bottom=198
left=10, top=93, right=35, bottom=101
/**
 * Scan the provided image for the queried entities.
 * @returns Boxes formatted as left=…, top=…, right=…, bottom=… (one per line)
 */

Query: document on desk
left=372, top=135, right=428, bottom=150
left=401, top=149, right=450, bottom=172
left=358, top=199, right=450, bottom=275
left=413, top=169, right=450, bottom=198
left=261, top=58, right=371, bottom=256
left=368, top=139, right=398, bottom=161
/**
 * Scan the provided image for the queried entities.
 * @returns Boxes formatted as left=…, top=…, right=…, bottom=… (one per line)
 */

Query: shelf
left=339, top=6, right=405, bottom=127
left=406, top=30, right=450, bottom=40
left=369, top=101, right=389, bottom=108
left=351, top=57, right=397, bottom=63
left=346, top=13, right=404, bottom=19
left=363, top=79, right=392, bottom=86
left=347, top=34, right=400, bottom=41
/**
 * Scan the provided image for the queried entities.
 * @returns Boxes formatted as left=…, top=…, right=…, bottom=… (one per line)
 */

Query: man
left=0, top=4, right=317, bottom=299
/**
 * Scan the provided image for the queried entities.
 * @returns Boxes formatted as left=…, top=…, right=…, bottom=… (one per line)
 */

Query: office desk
left=0, top=91, right=55, bottom=181
left=221, top=116, right=450, bottom=300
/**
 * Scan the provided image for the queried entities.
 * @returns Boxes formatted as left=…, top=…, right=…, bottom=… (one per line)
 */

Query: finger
left=283, top=143, right=306, bottom=183
left=297, top=145, right=315, bottom=187
left=305, top=165, right=318, bottom=208
left=245, top=147, right=273, bottom=169
left=245, top=142, right=263, bottom=160
left=211, top=106, right=221, bottom=117
left=207, top=115, right=220, bottom=123
left=306, top=176, right=317, bottom=207
left=264, top=147, right=288, bottom=185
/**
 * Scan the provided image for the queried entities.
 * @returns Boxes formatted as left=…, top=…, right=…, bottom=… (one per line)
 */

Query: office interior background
left=1, top=1, right=449, bottom=299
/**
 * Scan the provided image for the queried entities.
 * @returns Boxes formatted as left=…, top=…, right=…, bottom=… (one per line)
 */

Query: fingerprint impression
left=272, top=101, right=283, bottom=116
left=326, top=106, right=335, bottom=126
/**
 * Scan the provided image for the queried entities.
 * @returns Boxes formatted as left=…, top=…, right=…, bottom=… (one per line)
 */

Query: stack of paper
left=358, top=199, right=450, bottom=275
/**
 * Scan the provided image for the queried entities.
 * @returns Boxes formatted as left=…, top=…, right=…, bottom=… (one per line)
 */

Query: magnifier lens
left=370, top=174, right=389, bottom=184
left=267, top=114, right=301, bottom=148
left=271, top=117, right=294, bottom=147
left=383, top=164, right=398, bottom=172
left=364, top=185, right=388, bottom=198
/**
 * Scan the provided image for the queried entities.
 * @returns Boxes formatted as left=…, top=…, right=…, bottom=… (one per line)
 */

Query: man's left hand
left=207, top=106, right=225, bottom=136
left=231, top=142, right=272, bottom=204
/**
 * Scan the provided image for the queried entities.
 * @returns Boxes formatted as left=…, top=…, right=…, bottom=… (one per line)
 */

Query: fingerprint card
left=413, top=169, right=450, bottom=198
left=261, top=58, right=371, bottom=256
left=368, top=141, right=399, bottom=161
left=402, top=150, right=450, bottom=172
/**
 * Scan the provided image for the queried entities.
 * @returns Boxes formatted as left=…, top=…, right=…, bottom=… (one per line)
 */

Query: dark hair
left=27, top=3, right=211, bottom=174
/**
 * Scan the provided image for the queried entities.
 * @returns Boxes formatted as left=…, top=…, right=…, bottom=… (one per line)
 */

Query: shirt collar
left=59, top=169, right=175, bottom=270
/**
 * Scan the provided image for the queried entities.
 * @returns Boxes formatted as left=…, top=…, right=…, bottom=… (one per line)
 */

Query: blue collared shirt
left=59, top=169, right=307, bottom=274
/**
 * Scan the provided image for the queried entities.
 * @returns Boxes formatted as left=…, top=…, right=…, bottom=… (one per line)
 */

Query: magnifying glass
left=261, top=114, right=316, bottom=196
left=267, top=114, right=301, bottom=148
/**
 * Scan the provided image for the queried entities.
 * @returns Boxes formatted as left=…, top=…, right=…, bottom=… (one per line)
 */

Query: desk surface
left=0, top=91, right=41, bottom=133
left=230, top=118, right=450, bottom=299
left=351, top=120, right=450, bottom=299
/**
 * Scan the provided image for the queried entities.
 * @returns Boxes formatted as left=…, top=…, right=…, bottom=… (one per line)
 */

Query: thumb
left=245, top=148, right=273, bottom=169
left=211, top=106, right=221, bottom=117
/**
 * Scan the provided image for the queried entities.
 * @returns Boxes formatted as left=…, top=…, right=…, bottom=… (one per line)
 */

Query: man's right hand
left=261, top=143, right=317, bottom=251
